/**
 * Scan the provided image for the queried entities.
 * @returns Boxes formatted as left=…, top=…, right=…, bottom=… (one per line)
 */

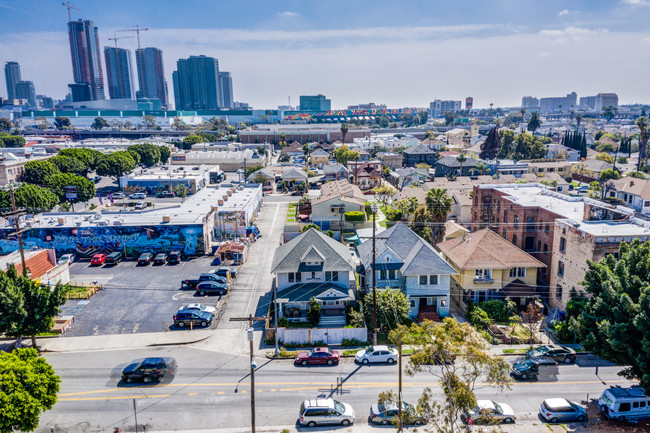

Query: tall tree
left=57, top=148, right=103, bottom=171
left=91, top=117, right=108, bottom=130
left=44, top=173, right=96, bottom=203
left=480, top=126, right=501, bottom=161
left=575, top=113, right=583, bottom=130
left=13, top=184, right=59, bottom=211
left=53, top=116, right=71, bottom=129
left=24, top=160, right=59, bottom=185
left=159, top=146, right=171, bottom=164
left=603, top=106, right=618, bottom=123
left=574, top=240, right=650, bottom=394
left=332, top=145, right=360, bottom=165
left=636, top=116, right=649, bottom=171
left=527, top=111, right=541, bottom=133
left=362, top=289, right=410, bottom=335
left=424, top=188, right=453, bottom=246
left=128, top=143, right=162, bottom=167
left=444, top=111, right=456, bottom=126
left=95, top=152, right=137, bottom=179
left=0, top=118, right=12, bottom=132
left=340, top=123, right=349, bottom=144
left=50, top=155, right=88, bottom=176
left=456, top=153, right=467, bottom=176
left=0, top=348, right=60, bottom=433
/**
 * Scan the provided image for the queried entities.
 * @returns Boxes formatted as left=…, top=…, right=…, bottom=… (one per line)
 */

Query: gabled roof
left=403, top=143, right=437, bottom=155
left=271, top=228, right=355, bottom=274
left=282, top=167, right=308, bottom=180
left=248, top=168, right=276, bottom=180
left=312, top=180, right=365, bottom=205
left=436, top=229, right=545, bottom=270
left=357, top=223, right=456, bottom=276
left=323, top=163, right=348, bottom=174
left=610, top=177, right=650, bottom=199
left=311, top=149, right=330, bottom=157
left=582, top=159, right=613, bottom=172
left=301, top=245, right=326, bottom=263
left=436, top=155, right=478, bottom=168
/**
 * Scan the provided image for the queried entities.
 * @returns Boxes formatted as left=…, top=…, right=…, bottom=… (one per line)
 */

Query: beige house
left=437, top=229, right=545, bottom=310
left=445, top=128, right=471, bottom=147
left=523, top=160, right=573, bottom=178
left=309, top=149, right=330, bottom=169
left=310, top=180, right=366, bottom=234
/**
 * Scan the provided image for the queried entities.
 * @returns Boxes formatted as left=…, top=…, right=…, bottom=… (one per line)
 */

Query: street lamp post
left=371, top=202, right=378, bottom=345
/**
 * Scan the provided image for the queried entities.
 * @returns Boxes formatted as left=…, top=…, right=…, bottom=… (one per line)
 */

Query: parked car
left=178, top=303, right=217, bottom=316
left=104, top=251, right=125, bottom=265
left=168, top=251, right=181, bottom=264
left=130, top=192, right=146, bottom=199
left=173, top=310, right=213, bottom=328
left=462, top=400, right=516, bottom=424
left=134, top=202, right=148, bottom=210
left=294, top=347, right=340, bottom=366
left=199, top=273, right=227, bottom=284
left=355, top=346, right=398, bottom=365
left=112, top=192, right=125, bottom=199
left=93, top=175, right=102, bottom=183
left=370, top=401, right=424, bottom=426
left=58, top=253, right=76, bottom=265
left=196, top=281, right=227, bottom=296
left=526, top=345, right=576, bottom=364
left=510, top=358, right=558, bottom=380
left=539, top=398, right=587, bottom=423
left=599, top=386, right=650, bottom=421
left=137, top=253, right=153, bottom=265
left=181, top=278, right=200, bottom=290
left=90, top=253, right=107, bottom=265
left=121, top=357, right=177, bottom=383
left=299, top=398, right=355, bottom=427
left=153, top=253, right=168, bottom=265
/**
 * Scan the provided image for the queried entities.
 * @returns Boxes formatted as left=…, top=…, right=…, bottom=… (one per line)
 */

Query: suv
left=511, top=358, right=558, bottom=380
left=526, top=345, right=576, bottom=364
left=199, top=273, right=227, bottom=284
left=104, top=251, right=125, bottom=265
left=121, top=357, right=177, bottom=383
left=299, top=399, right=355, bottom=427
left=168, top=251, right=181, bottom=265
left=173, top=310, right=213, bottom=328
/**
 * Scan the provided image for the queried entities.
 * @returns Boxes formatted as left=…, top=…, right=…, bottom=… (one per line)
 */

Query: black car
left=168, top=251, right=181, bottom=265
left=196, top=281, right=227, bottom=296
left=511, top=358, right=558, bottom=380
left=215, top=267, right=238, bottom=279
left=153, top=253, right=168, bottom=265
left=104, top=251, right=125, bottom=265
left=526, top=345, right=576, bottom=364
left=137, top=253, right=153, bottom=265
left=121, top=357, right=177, bottom=383
left=173, top=310, right=213, bottom=328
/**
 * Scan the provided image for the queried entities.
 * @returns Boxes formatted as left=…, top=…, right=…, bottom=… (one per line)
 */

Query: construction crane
left=107, top=34, right=134, bottom=99
left=118, top=26, right=149, bottom=98
left=61, top=1, right=81, bottom=22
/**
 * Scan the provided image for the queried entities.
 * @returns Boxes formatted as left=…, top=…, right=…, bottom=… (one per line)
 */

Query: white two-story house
left=356, top=223, right=456, bottom=321
left=271, top=228, right=357, bottom=326
left=609, top=177, right=650, bottom=216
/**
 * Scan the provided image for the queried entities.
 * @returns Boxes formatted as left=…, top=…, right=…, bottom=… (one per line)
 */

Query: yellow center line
left=59, top=394, right=171, bottom=401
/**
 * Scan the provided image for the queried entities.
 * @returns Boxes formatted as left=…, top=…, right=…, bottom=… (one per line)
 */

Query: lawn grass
left=378, top=220, right=387, bottom=228
left=502, top=348, right=529, bottom=354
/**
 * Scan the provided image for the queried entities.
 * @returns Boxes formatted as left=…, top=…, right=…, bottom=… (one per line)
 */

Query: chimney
left=630, top=181, right=635, bottom=187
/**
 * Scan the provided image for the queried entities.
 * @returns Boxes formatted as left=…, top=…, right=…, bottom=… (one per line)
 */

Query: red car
left=90, top=253, right=107, bottom=265
left=294, top=347, right=340, bottom=366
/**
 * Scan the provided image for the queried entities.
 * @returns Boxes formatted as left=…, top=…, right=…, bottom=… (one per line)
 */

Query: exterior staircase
left=417, top=311, right=440, bottom=322
left=318, top=315, right=346, bottom=327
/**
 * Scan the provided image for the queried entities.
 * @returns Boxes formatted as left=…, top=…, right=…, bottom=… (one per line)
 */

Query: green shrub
left=384, top=207, right=403, bottom=221
left=478, top=299, right=515, bottom=323
left=346, top=309, right=365, bottom=328
left=341, top=338, right=367, bottom=347
left=279, top=347, right=298, bottom=357
left=281, top=340, right=326, bottom=349
left=308, top=297, right=321, bottom=326
left=468, top=307, right=491, bottom=330
left=617, top=156, right=628, bottom=164
left=278, top=317, right=290, bottom=328
left=345, top=211, right=366, bottom=223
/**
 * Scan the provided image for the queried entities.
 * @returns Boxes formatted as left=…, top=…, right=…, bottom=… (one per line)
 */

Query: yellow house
left=437, top=229, right=545, bottom=310
left=310, top=149, right=331, bottom=169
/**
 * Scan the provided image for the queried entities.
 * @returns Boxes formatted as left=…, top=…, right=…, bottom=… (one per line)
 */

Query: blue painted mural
left=0, top=224, right=205, bottom=258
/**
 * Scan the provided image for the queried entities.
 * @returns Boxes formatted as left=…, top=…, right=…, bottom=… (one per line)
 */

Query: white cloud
left=278, top=11, right=300, bottom=17
left=558, top=9, right=570, bottom=16
left=621, top=0, right=650, bottom=5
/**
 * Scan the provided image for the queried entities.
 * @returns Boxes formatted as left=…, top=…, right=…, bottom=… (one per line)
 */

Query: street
left=37, top=345, right=632, bottom=433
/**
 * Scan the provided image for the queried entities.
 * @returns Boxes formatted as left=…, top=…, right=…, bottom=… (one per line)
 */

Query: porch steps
left=417, top=311, right=440, bottom=322
left=318, top=315, right=346, bottom=327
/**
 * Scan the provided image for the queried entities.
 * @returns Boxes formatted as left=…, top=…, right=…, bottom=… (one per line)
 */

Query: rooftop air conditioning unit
left=113, top=220, right=122, bottom=225
left=75, top=222, right=82, bottom=226
left=57, top=217, right=67, bottom=224
left=162, top=216, right=171, bottom=223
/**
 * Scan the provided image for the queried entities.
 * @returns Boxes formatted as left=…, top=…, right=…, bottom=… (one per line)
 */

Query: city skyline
left=1, top=0, right=650, bottom=109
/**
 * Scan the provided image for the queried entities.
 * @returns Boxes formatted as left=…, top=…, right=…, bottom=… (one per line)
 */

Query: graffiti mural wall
left=0, top=224, right=206, bottom=258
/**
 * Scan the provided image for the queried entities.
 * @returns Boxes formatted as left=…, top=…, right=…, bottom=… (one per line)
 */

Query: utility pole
left=339, top=206, right=344, bottom=243
left=371, top=202, right=378, bottom=345
left=398, top=344, right=403, bottom=432
left=229, top=314, right=270, bottom=433
left=4, top=187, right=28, bottom=276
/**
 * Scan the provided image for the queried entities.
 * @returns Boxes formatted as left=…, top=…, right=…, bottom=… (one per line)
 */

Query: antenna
left=61, top=1, right=81, bottom=22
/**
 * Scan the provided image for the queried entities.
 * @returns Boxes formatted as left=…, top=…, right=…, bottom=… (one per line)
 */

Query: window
left=326, top=271, right=339, bottom=282
left=503, top=211, right=508, bottom=223
left=509, top=267, right=526, bottom=278
left=543, top=244, right=548, bottom=255
left=556, top=285, right=563, bottom=299
left=429, top=275, right=438, bottom=285
left=310, top=271, right=316, bottom=279
left=380, top=269, right=387, bottom=280
left=388, top=269, right=395, bottom=280
left=502, top=229, right=507, bottom=238
left=619, top=403, right=631, bottom=412
left=475, top=269, right=492, bottom=280
left=559, top=237, right=566, bottom=253
left=514, top=215, right=519, bottom=228
left=526, top=217, right=536, bottom=232
left=645, top=201, right=650, bottom=207
left=419, top=275, right=428, bottom=285
left=512, top=235, right=518, bottom=247
left=545, top=224, right=550, bottom=233
left=537, top=240, right=541, bottom=251
left=288, top=273, right=294, bottom=283
left=558, top=261, right=564, bottom=277
left=296, top=272, right=302, bottom=282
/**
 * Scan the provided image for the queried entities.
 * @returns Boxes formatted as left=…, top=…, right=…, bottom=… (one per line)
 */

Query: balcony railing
left=473, top=278, right=494, bottom=284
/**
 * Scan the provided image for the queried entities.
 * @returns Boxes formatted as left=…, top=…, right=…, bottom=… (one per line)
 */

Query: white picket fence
left=277, top=327, right=367, bottom=345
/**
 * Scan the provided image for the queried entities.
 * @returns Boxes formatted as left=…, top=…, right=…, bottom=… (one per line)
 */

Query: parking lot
left=61, top=256, right=225, bottom=336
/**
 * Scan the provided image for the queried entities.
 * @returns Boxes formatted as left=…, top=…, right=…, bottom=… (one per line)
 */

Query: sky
left=1, top=0, right=650, bottom=110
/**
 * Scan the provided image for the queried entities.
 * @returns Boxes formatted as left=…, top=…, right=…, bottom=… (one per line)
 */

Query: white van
left=599, top=386, right=650, bottom=421
left=130, top=192, right=146, bottom=199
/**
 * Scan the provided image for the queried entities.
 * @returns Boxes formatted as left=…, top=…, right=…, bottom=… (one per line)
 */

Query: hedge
left=345, top=211, right=366, bottom=223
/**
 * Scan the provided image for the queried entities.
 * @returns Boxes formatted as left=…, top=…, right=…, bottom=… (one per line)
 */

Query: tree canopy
left=24, top=160, right=59, bottom=185
left=0, top=348, right=60, bottom=433
left=332, top=145, right=360, bottom=165
left=425, top=188, right=453, bottom=246
left=53, top=116, right=71, bottom=129
left=159, top=146, right=171, bottom=164
left=0, top=134, right=26, bottom=148
left=57, top=148, right=103, bottom=171
left=45, top=173, right=95, bottom=203
left=362, top=289, right=410, bottom=334
left=50, top=155, right=88, bottom=176
left=91, top=117, right=109, bottom=130
left=95, top=152, right=137, bottom=178
left=527, top=111, right=541, bottom=133
left=574, top=240, right=650, bottom=393
left=480, top=126, right=500, bottom=160
left=128, top=143, right=161, bottom=167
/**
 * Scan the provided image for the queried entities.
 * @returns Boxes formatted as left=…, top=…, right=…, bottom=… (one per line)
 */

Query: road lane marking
left=188, top=393, right=197, bottom=396
left=59, top=394, right=171, bottom=401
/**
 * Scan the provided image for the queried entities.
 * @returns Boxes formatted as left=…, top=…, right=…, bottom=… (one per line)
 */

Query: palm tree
left=424, top=188, right=453, bottom=246
left=575, top=113, right=583, bottom=130
left=340, top=123, right=349, bottom=144
left=527, top=112, right=542, bottom=133
left=636, top=116, right=649, bottom=171
left=558, top=104, right=562, bottom=113
left=520, top=108, right=526, bottom=122
left=475, top=161, right=490, bottom=175
left=456, top=153, right=467, bottom=176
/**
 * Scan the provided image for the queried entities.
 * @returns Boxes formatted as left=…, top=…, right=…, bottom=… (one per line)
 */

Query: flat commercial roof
left=557, top=218, right=650, bottom=239
left=491, top=185, right=585, bottom=220
left=2, top=185, right=261, bottom=229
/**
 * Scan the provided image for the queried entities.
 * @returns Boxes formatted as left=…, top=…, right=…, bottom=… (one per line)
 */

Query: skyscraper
left=219, top=72, right=233, bottom=109
left=172, top=55, right=222, bottom=110
left=104, top=47, right=134, bottom=99
left=299, top=94, right=331, bottom=111
left=4, top=62, right=21, bottom=100
left=135, top=47, right=169, bottom=108
left=15, top=81, right=36, bottom=107
left=67, top=19, right=105, bottom=101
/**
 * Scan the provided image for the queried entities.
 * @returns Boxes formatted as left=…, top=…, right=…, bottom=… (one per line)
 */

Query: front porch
left=408, top=295, right=450, bottom=322
left=276, top=282, right=355, bottom=327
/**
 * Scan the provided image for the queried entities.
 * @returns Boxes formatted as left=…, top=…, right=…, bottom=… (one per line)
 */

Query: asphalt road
left=38, top=346, right=632, bottom=433
left=63, top=256, right=221, bottom=336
